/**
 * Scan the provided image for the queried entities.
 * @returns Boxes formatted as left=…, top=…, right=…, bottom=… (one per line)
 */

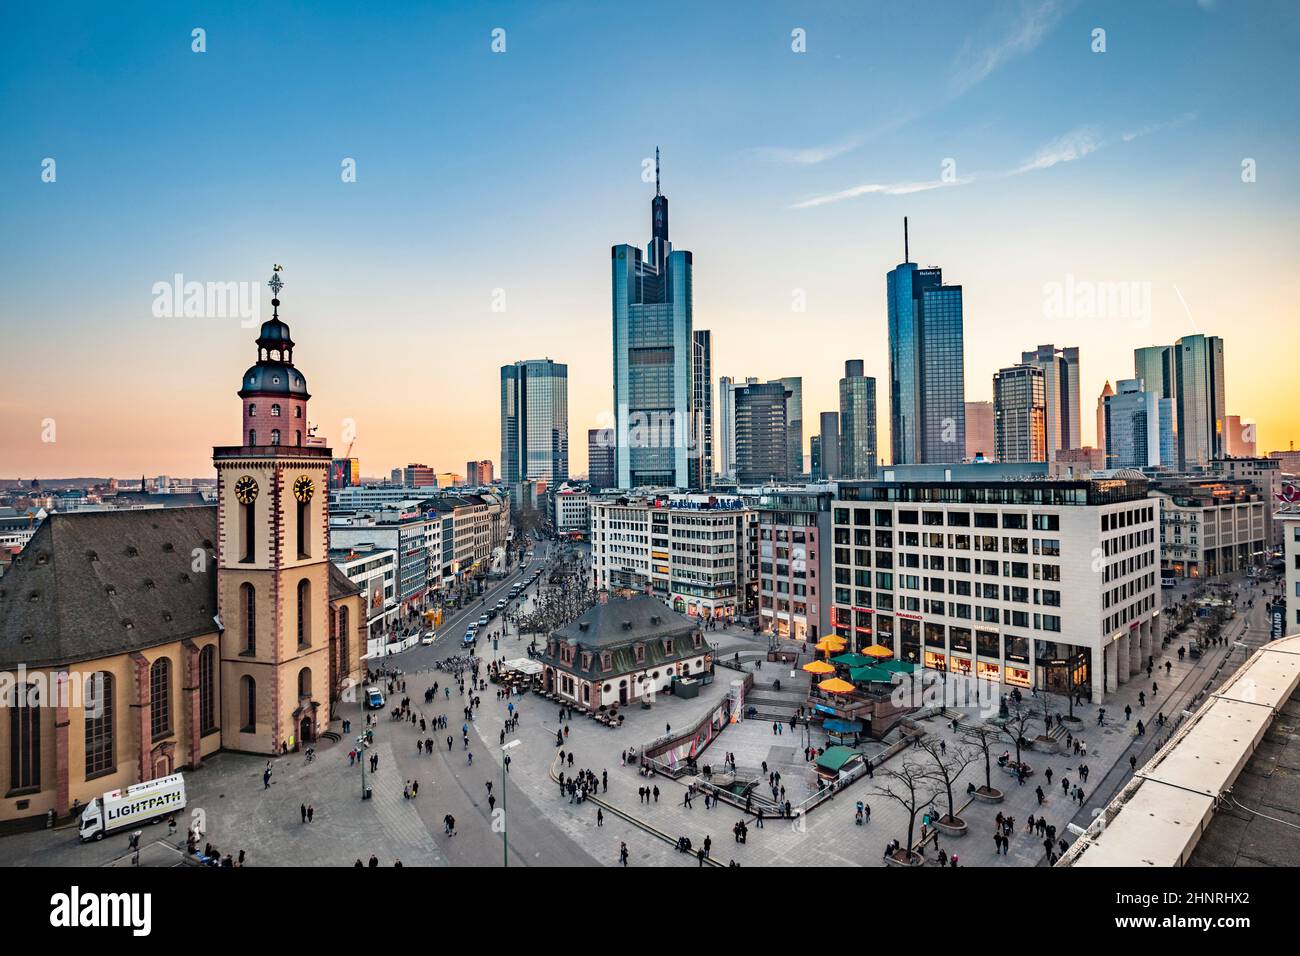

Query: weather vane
left=268, top=265, right=284, bottom=318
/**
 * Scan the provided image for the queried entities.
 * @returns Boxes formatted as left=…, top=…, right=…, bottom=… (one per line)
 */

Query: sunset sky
left=2, top=0, right=1298, bottom=480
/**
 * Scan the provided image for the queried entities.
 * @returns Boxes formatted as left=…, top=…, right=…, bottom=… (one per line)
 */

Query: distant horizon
left=3, top=1, right=1297, bottom=477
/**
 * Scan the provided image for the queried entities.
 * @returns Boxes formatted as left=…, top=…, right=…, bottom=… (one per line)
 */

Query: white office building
left=829, top=465, right=1160, bottom=704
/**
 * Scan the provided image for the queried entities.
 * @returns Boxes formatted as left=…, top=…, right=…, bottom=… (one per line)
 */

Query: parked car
left=365, top=687, right=385, bottom=710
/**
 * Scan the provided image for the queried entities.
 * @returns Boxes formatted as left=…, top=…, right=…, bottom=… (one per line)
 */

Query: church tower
left=214, top=268, right=333, bottom=754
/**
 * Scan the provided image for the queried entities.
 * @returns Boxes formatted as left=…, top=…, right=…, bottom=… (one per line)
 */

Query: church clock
left=235, top=475, right=259, bottom=504
left=293, top=475, right=314, bottom=503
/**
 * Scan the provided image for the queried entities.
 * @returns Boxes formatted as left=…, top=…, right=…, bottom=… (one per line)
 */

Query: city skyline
left=3, top=1, right=1298, bottom=479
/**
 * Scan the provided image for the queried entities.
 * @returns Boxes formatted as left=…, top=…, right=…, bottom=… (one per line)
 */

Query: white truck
left=79, top=773, right=187, bottom=842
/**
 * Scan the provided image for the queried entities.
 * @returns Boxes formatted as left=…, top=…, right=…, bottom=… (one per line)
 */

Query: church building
left=0, top=271, right=365, bottom=827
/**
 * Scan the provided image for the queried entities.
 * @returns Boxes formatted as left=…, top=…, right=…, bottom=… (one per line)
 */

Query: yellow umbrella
left=818, top=677, right=856, bottom=694
left=815, top=636, right=847, bottom=652
left=802, top=660, right=835, bottom=675
left=862, top=644, right=894, bottom=659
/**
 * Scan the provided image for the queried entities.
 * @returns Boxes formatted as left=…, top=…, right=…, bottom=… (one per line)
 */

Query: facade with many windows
left=755, top=489, right=833, bottom=641
left=589, top=494, right=754, bottom=620
left=829, top=470, right=1159, bottom=703
left=1152, top=477, right=1268, bottom=578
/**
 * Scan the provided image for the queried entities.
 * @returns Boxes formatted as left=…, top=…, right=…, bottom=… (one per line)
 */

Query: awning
left=501, top=658, right=542, bottom=676
left=849, top=665, right=896, bottom=684
left=818, top=677, right=856, bottom=694
left=823, top=718, right=864, bottom=734
left=802, top=660, right=836, bottom=675
left=830, top=652, right=872, bottom=667
left=815, top=745, right=862, bottom=773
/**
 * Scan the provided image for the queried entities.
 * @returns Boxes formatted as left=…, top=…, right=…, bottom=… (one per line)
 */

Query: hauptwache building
left=0, top=284, right=365, bottom=826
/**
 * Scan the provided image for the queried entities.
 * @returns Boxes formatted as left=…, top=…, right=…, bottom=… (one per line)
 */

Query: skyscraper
left=587, top=428, right=616, bottom=490
left=809, top=436, right=823, bottom=481
left=887, top=220, right=966, bottom=464
left=1020, top=344, right=1080, bottom=460
left=964, top=401, right=995, bottom=460
left=818, top=410, right=840, bottom=479
left=1103, top=379, right=1161, bottom=469
left=716, top=375, right=756, bottom=481
left=1096, top=380, right=1114, bottom=451
left=612, top=151, right=693, bottom=489
left=691, top=330, right=713, bottom=489
left=733, top=381, right=789, bottom=484
left=500, top=359, right=569, bottom=504
left=773, top=376, right=804, bottom=477
left=1134, top=345, right=1177, bottom=403
left=838, top=359, right=878, bottom=478
left=993, top=364, right=1047, bottom=463
left=1173, top=334, right=1226, bottom=469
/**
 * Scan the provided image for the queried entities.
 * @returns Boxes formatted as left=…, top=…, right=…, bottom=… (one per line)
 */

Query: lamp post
left=501, top=738, right=521, bottom=866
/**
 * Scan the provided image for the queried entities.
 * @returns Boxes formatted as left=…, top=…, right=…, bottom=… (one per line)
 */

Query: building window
left=248, top=404, right=257, bottom=417
left=84, top=672, right=115, bottom=777
left=339, top=606, right=350, bottom=676
left=242, top=503, right=255, bottom=563
left=270, top=429, right=281, bottom=445
left=298, top=667, right=312, bottom=699
left=295, top=406, right=302, bottom=418
left=297, top=579, right=311, bottom=647
left=249, top=430, right=257, bottom=445
left=271, top=404, right=281, bottom=417
left=241, top=583, right=256, bottom=653
left=150, top=658, right=172, bottom=741
left=297, top=500, right=310, bottom=558
left=199, top=646, right=216, bottom=734
left=8, top=683, right=40, bottom=791
left=240, top=676, right=256, bottom=733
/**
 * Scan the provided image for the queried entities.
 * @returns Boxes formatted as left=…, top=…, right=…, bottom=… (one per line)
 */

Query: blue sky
left=2, top=0, right=1298, bottom=476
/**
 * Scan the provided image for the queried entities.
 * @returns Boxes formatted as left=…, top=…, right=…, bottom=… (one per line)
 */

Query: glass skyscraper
left=1103, top=379, right=1160, bottom=469
left=612, top=157, right=693, bottom=488
left=500, top=359, right=569, bottom=501
left=993, top=363, right=1046, bottom=463
left=733, top=380, right=789, bottom=484
left=1173, top=334, right=1226, bottom=469
left=691, top=330, right=713, bottom=489
left=838, top=359, right=878, bottom=478
left=1020, top=344, right=1081, bottom=460
left=887, top=227, right=966, bottom=464
left=774, top=376, right=804, bottom=478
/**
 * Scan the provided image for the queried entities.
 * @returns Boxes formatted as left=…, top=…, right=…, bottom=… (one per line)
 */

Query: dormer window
left=692, top=632, right=703, bottom=648
left=662, top=639, right=673, bottom=655
left=601, top=652, right=612, bottom=671
left=634, top=643, right=645, bottom=664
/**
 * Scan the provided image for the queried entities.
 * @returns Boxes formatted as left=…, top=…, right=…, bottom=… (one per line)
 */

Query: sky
left=2, top=0, right=1298, bottom=479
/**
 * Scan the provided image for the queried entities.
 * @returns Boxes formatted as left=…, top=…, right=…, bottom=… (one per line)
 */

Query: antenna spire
left=655, top=146, right=661, bottom=197
left=904, top=217, right=909, bottom=264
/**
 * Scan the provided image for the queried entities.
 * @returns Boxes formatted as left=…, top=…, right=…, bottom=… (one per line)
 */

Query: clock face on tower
left=293, top=475, right=315, bottom=503
left=235, top=476, right=259, bottom=505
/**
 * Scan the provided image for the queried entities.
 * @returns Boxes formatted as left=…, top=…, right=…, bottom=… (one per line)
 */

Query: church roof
left=0, top=507, right=219, bottom=669
left=0, top=505, right=361, bottom=669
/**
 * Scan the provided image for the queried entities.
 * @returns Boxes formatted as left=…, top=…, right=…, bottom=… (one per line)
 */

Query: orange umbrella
left=802, top=660, right=835, bottom=675
left=862, top=644, right=894, bottom=659
left=815, top=636, right=847, bottom=653
left=818, top=677, right=856, bottom=694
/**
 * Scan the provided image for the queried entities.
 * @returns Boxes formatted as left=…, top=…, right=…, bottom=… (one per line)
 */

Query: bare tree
left=918, top=739, right=979, bottom=826
left=1001, top=701, right=1039, bottom=767
left=968, top=723, right=1001, bottom=795
left=871, top=760, right=943, bottom=862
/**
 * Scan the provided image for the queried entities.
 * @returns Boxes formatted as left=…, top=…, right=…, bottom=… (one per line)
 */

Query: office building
left=1224, top=415, right=1257, bottom=458
left=612, top=152, right=693, bottom=488
left=330, top=457, right=360, bottom=490
left=1020, top=345, right=1081, bottom=461
left=589, top=493, right=755, bottom=621
left=1103, top=379, right=1161, bottom=469
left=1095, top=381, right=1114, bottom=451
left=500, top=358, right=569, bottom=506
left=404, top=463, right=436, bottom=488
left=691, top=330, right=714, bottom=489
left=993, top=364, right=1047, bottom=463
left=965, top=401, right=995, bottom=461
left=774, top=376, right=804, bottom=478
left=756, top=488, right=834, bottom=640
left=887, top=221, right=966, bottom=464
left=1152, top=477, right=1266, bottom=578
left=1173, top=334, right=1226, bottom=469
left=587, top=428, right=616, bottom=490
left=734, top=380, right=790, bottom=484
left=839, top=360, right=878, bottom=478
left=829, top=466, right=1159, bottom=704
left=465, top=460, right=494, bottom=486
left=818, top=411, right=840, bottom=479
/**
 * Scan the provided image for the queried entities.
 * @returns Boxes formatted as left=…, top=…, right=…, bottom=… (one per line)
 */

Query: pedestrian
left=619, top=842, right=629, bottom=866
left=597, top=807, right=603, bottom=827
left=307, top=804, right=314, bottom=823
left=300, top=803, right=307, bottom=824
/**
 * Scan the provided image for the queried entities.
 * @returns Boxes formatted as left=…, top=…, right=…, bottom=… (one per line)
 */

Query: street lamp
left=501, top=738, right=521, bottom=867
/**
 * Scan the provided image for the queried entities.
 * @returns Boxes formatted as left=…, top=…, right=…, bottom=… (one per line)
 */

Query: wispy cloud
left=789, top=176, right=974, bottom=210
left=1121, top=111, right=1197, bottom=143
left=950, top=0, right=1069, bottom=95
left=750, top=137, right=865, bottom=167
left=789, top=112, right=1195, bottom=209
left=1010, top=125, right=1103, bottom=174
